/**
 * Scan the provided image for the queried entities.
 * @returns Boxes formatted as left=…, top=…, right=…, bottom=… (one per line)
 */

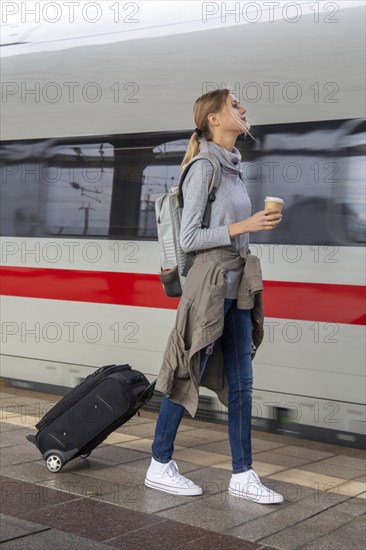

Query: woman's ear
left=207, top=112, right=220, bottom=128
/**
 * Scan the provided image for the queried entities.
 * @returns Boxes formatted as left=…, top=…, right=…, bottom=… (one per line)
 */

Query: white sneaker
left=229, top=469, right=284, bottom=504
left=144, top=457, right=202, bottom=496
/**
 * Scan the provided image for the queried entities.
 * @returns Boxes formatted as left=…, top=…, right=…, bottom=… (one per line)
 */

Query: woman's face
left=210, top=93, right=249, bottom=135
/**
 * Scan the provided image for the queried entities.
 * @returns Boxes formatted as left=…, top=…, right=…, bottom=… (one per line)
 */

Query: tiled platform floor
left=0, top=387, right=365, bottom=549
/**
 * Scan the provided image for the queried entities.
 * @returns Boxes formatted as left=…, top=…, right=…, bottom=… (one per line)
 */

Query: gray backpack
left=155, top=153, right=222, bottom=297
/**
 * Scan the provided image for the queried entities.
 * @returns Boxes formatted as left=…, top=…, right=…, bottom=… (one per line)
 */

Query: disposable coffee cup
left=264, top=196, right=284, bottom=212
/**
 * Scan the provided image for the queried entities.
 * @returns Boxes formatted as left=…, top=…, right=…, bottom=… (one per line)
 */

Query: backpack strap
left=177, top=153, right=222, bottom=228
left=178, top=153, right=222, bottom=277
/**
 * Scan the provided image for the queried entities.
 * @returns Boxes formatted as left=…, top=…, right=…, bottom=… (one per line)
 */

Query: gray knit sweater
left=180, top=138, right=252, bottom=299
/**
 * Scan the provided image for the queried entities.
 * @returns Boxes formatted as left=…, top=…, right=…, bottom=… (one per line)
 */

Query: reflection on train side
left=1, top=118, right=364, bottom=246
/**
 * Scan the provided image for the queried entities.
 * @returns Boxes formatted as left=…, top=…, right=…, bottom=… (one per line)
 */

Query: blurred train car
left=1, top=2, right=365, bottom=447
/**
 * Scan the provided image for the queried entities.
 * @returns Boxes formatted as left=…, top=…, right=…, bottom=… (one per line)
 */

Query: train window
left=109, top=139, right=188, bottom=238
left=238, top=128, right=341, bottom=245
left=1, top=122, right=364, bottom=245
left=0, top=141, right=48, bottom=237
left=41, top=143, right=114, bottom=236
left=236, top=119, right=366, bottom=246
left=336, top=123, right=366, bottom=243
left=138, top=140, right=187, bottom=238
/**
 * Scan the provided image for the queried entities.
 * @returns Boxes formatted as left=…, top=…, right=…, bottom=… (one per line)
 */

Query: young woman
left=145, top=89, right=284, bottom=504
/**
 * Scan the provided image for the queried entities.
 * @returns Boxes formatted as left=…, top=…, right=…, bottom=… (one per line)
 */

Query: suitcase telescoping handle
left=138, top=380, right=156, bottom=404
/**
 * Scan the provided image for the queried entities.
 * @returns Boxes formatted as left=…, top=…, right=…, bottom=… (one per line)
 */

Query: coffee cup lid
left=265, top=196, right=284, bottom=204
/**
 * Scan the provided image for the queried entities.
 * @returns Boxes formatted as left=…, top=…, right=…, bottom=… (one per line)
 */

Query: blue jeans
left=152, top=298, right=253, bottom=474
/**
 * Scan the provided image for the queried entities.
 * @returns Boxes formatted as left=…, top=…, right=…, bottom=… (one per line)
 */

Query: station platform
left=0, top=386, right=365, bottom=550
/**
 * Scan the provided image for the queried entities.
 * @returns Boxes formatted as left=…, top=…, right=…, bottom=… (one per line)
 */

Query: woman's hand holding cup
left=228, top=197, right=284, bottom=237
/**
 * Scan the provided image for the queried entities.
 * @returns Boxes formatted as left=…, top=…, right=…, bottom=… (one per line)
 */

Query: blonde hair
left=180, top=88, right=231, bottom=170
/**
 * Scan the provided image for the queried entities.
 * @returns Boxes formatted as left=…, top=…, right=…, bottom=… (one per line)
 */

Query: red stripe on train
left=0, top=266, right=365, bottom=325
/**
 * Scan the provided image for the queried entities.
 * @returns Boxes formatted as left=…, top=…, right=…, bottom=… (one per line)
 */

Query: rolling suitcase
left=26, top=364, right=156, bottom=472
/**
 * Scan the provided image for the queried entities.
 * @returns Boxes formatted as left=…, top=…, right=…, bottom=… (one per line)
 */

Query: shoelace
left=164, top=460, right=192, bottom=488
left=247, top=470, right=261, bottom=484
left=246, top=470, right=274, bottom=495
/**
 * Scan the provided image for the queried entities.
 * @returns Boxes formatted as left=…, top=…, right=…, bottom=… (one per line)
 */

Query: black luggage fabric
left=26, top=364, right=155, bottom=471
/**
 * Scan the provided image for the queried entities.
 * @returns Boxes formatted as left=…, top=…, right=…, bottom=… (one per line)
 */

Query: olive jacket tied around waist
left=155, top=245, right=264, bottom=417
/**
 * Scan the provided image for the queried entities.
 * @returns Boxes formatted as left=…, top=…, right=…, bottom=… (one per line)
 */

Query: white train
left=1, top=2, right=365, bottom=448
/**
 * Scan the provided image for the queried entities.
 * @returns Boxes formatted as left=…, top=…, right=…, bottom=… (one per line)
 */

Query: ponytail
left=180, top=131, right=200, bottom=170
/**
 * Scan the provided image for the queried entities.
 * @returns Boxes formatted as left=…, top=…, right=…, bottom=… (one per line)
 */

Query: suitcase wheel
left=46, top=453, right=64, bottom=473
